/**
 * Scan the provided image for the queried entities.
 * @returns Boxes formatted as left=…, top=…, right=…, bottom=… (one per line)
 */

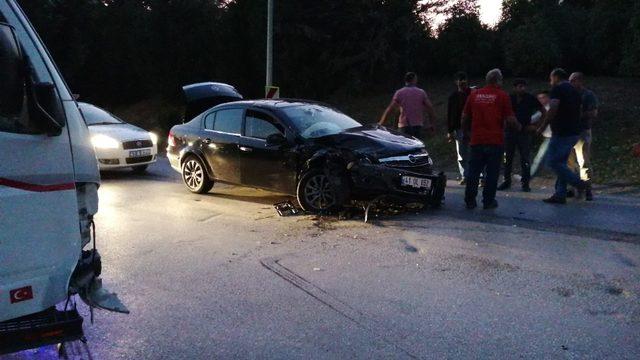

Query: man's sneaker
left=497, top=181, right=511, bottom=191
left=459, top=178, right=466, bottom=185
left=566, top=189, right=575, bottom=198
left=543, top=195, right=566, bottom=204
left=483, top=200, right=498, bottom=210
left=521, top=183, right=531, bottom=192
left=465, top=199, right=477, bottom=210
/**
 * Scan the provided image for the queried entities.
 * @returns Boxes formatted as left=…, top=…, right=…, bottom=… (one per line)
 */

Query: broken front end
left=346, top=150, right=446, bottom=207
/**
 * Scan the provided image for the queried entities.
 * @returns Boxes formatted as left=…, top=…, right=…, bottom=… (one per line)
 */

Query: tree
left=619, top=3, right=640, bottom=76
left=433, top=1, right=500, bottom=76
left=503, top=16, right=561, bottom=75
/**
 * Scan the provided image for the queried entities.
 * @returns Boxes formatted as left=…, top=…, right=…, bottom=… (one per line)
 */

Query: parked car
left=167, top=84, right=446, bottom=212
left=79, top=102, right=158, bottom=172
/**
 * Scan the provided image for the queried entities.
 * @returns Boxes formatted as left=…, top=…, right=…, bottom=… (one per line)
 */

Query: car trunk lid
left=182, top=82, right=242, bottom=121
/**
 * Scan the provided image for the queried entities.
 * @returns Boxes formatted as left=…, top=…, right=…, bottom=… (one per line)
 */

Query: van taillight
left=168, top=132, right=176, bottom=147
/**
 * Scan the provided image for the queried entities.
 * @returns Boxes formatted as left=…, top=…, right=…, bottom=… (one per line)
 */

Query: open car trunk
left=182, top=82, right=243, bottom=121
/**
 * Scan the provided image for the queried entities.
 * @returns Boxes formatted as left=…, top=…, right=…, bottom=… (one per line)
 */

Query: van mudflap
left=0, top=307, right=84, bottom=355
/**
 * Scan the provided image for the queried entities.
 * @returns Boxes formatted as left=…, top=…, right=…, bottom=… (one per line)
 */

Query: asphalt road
left=5, top=158, right=640, bottom=359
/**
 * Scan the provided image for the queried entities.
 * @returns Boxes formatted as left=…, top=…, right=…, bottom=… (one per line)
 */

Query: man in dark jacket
left=498, top=79, right=543, bottom=192
left=447, top=71, right=471, bottom=184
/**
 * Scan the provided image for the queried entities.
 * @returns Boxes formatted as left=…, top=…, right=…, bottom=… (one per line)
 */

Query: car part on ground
left=274, top=200, right=300, bottom=216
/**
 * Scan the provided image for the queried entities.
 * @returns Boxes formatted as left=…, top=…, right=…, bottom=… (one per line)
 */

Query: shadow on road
left=203, top=190, right=292, bottom=206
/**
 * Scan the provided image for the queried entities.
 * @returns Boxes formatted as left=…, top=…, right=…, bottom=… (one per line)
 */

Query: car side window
left=212, top=108, right=243, bottom=134
left=244, top=110, right=283, bottom=139
left=203, top=112, right=215, bottom=130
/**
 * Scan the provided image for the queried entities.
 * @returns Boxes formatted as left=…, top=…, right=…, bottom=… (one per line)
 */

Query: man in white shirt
left=530, top=90, right=551, bottom=177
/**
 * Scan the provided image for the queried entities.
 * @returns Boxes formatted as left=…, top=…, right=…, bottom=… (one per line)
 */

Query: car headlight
left=149, top=132, right=158, bottom=145
left=91, top=134, right=120, bottom=149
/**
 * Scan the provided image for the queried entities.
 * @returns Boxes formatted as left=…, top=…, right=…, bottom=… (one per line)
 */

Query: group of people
left=379, top=68, right=598, bottom=209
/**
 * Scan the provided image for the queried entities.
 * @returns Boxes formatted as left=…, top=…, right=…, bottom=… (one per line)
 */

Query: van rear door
left=0, top=2, right=81, bottom=322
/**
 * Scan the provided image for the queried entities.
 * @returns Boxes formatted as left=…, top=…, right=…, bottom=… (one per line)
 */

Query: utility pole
left=266, top=0, right=273, bottom=88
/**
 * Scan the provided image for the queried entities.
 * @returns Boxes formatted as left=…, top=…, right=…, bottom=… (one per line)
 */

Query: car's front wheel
left=182, top=156, right=214, bottom=194
left=297, top=169, right=348, bottom=213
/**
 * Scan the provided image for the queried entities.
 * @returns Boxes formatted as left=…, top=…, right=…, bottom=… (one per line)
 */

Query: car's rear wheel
left=131, top=164, right=148, bottom=174
left=182, top=156, right=213, bottom=194
left=297, top=169, right=347, bottom=213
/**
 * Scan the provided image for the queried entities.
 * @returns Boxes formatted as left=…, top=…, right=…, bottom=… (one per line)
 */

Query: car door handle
left=238, top=146, right=253, bottom=152
left=203, top=138, right=212, bottom=144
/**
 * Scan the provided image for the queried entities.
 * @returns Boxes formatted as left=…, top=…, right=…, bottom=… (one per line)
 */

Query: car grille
left=378, top=153, right=432, bottom=169
left=122, top=139, right=153, bottom=150
left=126, top=155, right=153, bottom=164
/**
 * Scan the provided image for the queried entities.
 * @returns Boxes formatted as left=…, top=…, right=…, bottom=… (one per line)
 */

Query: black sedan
left=167, top=85, right=445, bottom=212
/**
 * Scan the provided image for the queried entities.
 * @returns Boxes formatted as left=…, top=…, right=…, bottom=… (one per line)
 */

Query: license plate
left=401, top=176, right=431, bottom=189
left=129, top=149, right=151, bottom=157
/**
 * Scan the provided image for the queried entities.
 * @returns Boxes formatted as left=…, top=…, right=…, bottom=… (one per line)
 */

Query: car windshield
left=282, top=105, right=361, bottom=139
left=80, top=104, right=124, bottom=125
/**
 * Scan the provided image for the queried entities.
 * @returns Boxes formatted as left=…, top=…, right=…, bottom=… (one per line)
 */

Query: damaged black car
left=167, top=82, right=446, bottom=213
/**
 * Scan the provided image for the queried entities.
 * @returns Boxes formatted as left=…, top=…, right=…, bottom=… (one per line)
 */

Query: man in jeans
left=536, top=68, right=588, bottom=204
left=462, top=69, right=520, bottom=210
left=498, top=79, right=544, bottom=192
left=379, top=72, right=437, bottom=138
left=447, top=71, right=471, bottom=184
left=569, top=72, right=598, bottom=201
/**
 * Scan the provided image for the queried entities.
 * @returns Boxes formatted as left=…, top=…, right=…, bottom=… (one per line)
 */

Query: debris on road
left=274, top=201, right=300, bottom=216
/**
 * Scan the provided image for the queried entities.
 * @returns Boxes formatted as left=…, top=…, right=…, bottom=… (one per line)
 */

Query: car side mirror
left=0, top=23, right=25, bottom=117
left=265, top=133, right=287, bottom=147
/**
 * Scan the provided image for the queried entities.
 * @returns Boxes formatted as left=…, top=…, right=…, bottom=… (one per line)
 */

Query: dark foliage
left=18, top=0, right=640, bottom=107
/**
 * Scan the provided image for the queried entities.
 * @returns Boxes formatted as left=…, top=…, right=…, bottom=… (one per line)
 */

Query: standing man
left=569, top=72, right=598, bottom=201
left=536, top=68, right=588, bottom=204
left=462, top=69, right=520, bottom=210
left=379, top=72, right=437, bottom=138
left=447, top=71, right=471, bottom=184
left=530, top=90, right=552, bottom=177
left=498, top=79, right=543, bottom=192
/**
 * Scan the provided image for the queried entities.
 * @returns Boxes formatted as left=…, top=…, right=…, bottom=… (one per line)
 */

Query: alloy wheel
left=303, top=174, right=336, bottom=210
left=183, top=159, right=204, bottom=190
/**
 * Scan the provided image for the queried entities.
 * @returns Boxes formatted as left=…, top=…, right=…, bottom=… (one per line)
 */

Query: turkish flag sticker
left=10, top=286, right=34, bottom=304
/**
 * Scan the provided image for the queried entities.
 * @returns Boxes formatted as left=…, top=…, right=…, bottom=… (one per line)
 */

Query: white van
left=0, top=0, right=126, bottom=354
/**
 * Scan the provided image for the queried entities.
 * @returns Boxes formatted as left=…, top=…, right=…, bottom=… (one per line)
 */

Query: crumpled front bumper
left=348, top=162, right=447, bottom=204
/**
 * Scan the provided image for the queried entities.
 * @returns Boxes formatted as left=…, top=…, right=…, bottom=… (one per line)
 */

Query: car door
left=237, top=109, right=296, bottom=194
left=200, top=108, right=243, bottom=184
left=0, top=3, right=81, bottom=321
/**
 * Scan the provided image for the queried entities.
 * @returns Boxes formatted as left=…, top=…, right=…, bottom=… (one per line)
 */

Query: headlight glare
left=149, top=132, right=158, bottom=145
left=91, top=134, right=120, bottom=149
